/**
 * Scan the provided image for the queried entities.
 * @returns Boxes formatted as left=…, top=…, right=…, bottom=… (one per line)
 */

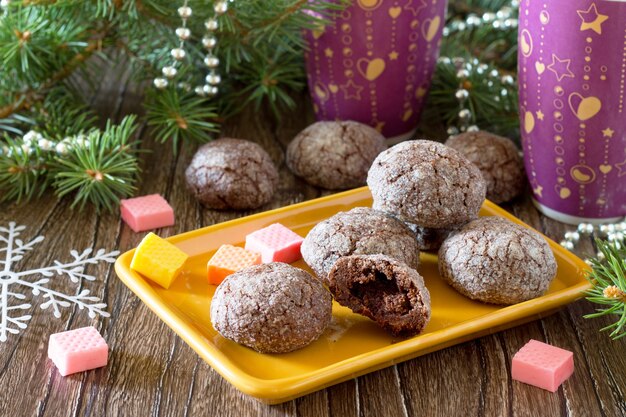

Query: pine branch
left=585, top=240, right=626, bottom=340
left=50, top=115, right=141, bottom=211
left=0, top=32, right=107, bottom=120
left=0, top=135, right=50, bottom=202
left=145, top=88, right=219, bottom=150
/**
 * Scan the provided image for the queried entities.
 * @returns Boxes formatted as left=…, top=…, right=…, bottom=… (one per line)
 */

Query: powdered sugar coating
left=210, top=263, right=332, bottom=353
left=286, top=121, right=387, bottom=190
left=367, top=140, right=486, bottom=228
left=438, top=217, right=557, bottom=305
left=446, top=131, right=525, bottom=204
left=301, top=207, right=420, bottom=284
left=185, top=138, right=279, bottom=210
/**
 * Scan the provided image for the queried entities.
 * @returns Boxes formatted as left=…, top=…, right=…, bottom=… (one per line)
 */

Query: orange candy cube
left=207, top=244, right=261, bottom=285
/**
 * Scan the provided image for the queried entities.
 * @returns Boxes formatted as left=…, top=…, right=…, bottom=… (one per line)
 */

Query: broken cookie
left=328, top=254, right=431, bottom=338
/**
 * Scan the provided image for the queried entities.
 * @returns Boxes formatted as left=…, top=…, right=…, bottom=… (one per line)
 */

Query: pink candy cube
left=512, top=339, right=574, bottom=392
left=245, top=223, right=304, bottom=263
left=48, top=326, right=108, bottom=376
left=121, top=194, right=175, bottom=232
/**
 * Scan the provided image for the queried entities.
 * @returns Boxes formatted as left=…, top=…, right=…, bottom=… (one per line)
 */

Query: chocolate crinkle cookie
left=367, top=140, right=486, bottom=228
left=286, top=121, right=387, bottom=190
left=445, top=131, right=525, bottom=204
left=210, top=263, right=332, bottom=354
left=438, top=216, right=557, bottom=305
left=185, top=138, right=279, bottom=210
left=301, top=207, right=420, bottom=284
left=328, top=255, right=431, bottom=337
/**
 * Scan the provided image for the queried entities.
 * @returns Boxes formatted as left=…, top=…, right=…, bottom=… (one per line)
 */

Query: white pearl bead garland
left=560, top=220, right=626, bottom=262
left=0, top=131, right=96, bottom=159
left=153, top=0, right=228, bottom=97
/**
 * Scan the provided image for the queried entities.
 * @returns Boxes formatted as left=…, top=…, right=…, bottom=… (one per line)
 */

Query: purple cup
left=518, top=0, right=626, bottom=224
left=304, top=0, right=447, bottom=141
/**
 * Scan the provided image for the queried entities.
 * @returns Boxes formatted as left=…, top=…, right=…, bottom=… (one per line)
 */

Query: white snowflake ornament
left=0, top=222, right=119, bottom=342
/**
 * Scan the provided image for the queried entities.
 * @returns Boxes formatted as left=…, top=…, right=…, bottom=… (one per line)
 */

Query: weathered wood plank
left=1, top=82, right=625, bottom=417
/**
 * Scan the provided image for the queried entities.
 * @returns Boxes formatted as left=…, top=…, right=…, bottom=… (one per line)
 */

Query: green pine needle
left=584, top=240, right=626, bottom=340
left=0, top=136, right=49, bottom=202
left=145, top=88, right=219, bottom=150
left=51, top=115, right=141, bottom=212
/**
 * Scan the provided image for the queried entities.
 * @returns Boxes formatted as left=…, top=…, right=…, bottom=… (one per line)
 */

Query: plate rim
left=114, top=186, right=592, bottom=402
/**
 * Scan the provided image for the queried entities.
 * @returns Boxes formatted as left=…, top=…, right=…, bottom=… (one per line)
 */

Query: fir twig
left=50, top=115, right=141, bottom=212
left=584, top=240, right=626, bottom=340
left=145, top=88, right=219, bottom=150
left=0, top=136, right=49, bottom=202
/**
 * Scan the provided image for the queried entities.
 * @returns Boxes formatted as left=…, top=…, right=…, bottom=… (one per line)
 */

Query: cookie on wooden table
left=286, top=121, right=387, bottom=190
left=446, top=131, right=525, bottom=204
left=185, top=138, right=279, bottom=210
left=328, top=254, right=431, bottom=337
left=210, top=263, right=332, bottom=353
left=301, top=207, right=420, bottom=284
left=438, top=216, right=557, bottom=305
left=367, top=140, right=486, bottom=228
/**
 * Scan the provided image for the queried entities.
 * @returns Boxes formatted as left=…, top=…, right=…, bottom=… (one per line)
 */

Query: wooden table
left=1, top=78, right=625, bottom=417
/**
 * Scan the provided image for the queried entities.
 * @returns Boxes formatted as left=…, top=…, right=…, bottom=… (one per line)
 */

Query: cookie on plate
left=286, top=121, right=387, bottom=190
left=438, top=216, right=557, bottom=305
left=328, top=254, right=431, bottom=337
left=185, top=138, right=279, bottom=210
left=446, top=131, right=525, bottom=204
left=210, top=263, right=332, bottom=353
left=367, top=140, right=486, bottom=228
left=301, top=207, right=420, bottom=284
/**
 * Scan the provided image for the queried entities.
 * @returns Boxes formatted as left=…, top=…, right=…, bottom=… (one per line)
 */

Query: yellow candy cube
left=130, top=232, right=189, bottom=289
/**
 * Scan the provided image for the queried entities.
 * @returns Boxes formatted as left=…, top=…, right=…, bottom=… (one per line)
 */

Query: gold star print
left=375, top=121, right=386, bottom=132
left=533, top=185, right=544, bottom=198
left=404, top=0, right=427, bottom=16
left=536, top=110, right=544, bottom=120
left=602, top=127, right=614, bottom=138
left=340, top=80, right=363, bottom=100
left=547, top=54, right=574, bottom=82
left=577, top=3, right=609, bottom=35
left=389, top=51, right=399, bottom=60
left=616, top=158, right=626, bottom=177
left=324, top=48, right=333, bottom=58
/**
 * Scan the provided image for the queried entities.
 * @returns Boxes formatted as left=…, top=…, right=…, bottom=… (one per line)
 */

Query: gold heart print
left=535, top=62, right=545, bottom=74
left=357, top=58, right=386, bottom=81
left=422, top=16, right=441, bottom=42
left=568, top=93, right=602, bottom=121
left=599, top=164, right=612, bottom=174
left=389, top=6, right=401, bottom=19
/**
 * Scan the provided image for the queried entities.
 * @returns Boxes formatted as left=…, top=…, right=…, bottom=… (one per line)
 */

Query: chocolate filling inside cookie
left=348, top=269, right=412, bottom=316
left=329, top=254, right=431, bottom=338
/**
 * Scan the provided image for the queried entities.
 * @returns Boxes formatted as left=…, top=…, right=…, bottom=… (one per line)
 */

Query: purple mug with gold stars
left=518, top=0, right=626, bottom=224
left=304, top=0, right=447, bottom=141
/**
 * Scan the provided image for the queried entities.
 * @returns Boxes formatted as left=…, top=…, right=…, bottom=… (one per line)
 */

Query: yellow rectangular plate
left=115, top=187, right=591, bottom=404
